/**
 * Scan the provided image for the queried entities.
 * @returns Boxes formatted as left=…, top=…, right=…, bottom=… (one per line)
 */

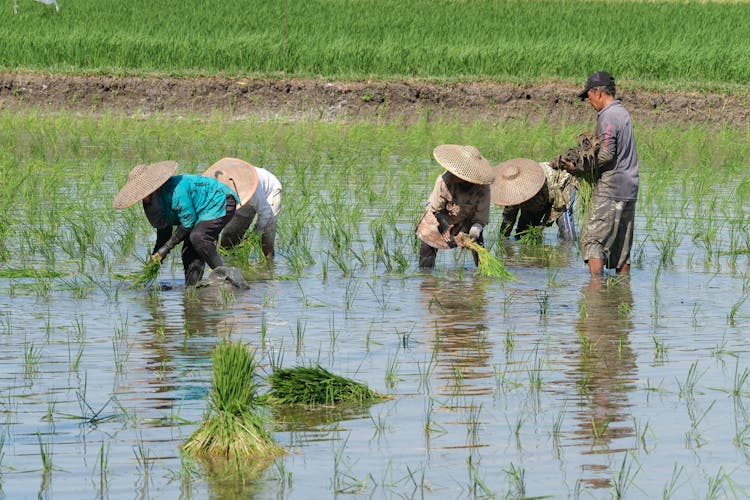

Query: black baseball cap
left=577, top=71, right=615, bottom=100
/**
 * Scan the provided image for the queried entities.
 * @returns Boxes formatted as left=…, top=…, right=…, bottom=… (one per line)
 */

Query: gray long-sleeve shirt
left=594, top=100, right=639, bottom=201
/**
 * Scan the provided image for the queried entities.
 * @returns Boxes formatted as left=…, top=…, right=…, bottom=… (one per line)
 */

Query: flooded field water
left=1, top=117, right=750, bottom=498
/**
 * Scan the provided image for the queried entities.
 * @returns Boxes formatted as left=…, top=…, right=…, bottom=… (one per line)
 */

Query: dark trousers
left=182, top=196, right=236, bottom=286
left=418, top=234, right=482, bottom=269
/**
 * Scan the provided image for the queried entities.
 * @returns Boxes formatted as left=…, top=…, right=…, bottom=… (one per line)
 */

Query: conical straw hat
left=433, top=145, right=495, bottom=185
left=490, top=158, right=546, bottom=206
left=203, top=157, right=259, bottom=206
left=113, top=160, right=178, bottom=209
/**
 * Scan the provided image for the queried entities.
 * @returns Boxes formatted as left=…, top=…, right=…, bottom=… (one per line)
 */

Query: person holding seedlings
left=560, top=71, right=639, bottom=276
left=113, top=160, right=240, bottom=286
left=203, top=157, right=282, bottom=259
left=416, top=144, right=495, bottom=268
left=492, top=158, right=578, bottom=241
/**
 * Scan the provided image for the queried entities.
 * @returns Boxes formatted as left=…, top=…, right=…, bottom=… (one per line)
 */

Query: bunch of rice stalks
left=182, top=341, right=285, bottom=459
left=455, top=233, right=514, bottom=280
left=112, top=257, right=161, bottom=288
left=267, top=365, right=389, bottom=406
left=517, top=225, right=545, bottom=246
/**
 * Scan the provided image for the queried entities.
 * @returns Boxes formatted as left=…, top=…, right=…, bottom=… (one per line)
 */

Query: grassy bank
left=1, top=0, right=748, bottom=91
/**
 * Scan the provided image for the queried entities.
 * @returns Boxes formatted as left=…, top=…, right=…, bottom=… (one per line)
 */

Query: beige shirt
left=426, top=172, right=490, bottom=235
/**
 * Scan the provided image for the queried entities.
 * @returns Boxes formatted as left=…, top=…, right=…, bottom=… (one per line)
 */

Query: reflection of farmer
left=113, top=161, right=239, bottom=286
left=203, top=158, right=282, bottom=259
left=492, top=158, right=578, bottom=241
left=570, top=278, right=636, bottom=488
left=418, top=276, right=492, bottom=394
left=560, top=71, right=639, bottom=276
left=415, top=145, right=495, bottom=269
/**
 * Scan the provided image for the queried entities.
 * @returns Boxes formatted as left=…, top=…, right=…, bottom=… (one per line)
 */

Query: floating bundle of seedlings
left=266, top=365, right=389, bottom=407
left=182, top=341, right=285, bottom=459
left=455, top=233, right=514, bottom=280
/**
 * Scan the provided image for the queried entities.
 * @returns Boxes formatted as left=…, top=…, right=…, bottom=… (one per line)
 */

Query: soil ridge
left=1, top=72, right=746, bottom=126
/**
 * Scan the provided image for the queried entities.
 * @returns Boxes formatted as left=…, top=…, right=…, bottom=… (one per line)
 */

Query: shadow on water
left=567, top=276, right=637, bottom=490
left=418, top=275, right=493, bottom=397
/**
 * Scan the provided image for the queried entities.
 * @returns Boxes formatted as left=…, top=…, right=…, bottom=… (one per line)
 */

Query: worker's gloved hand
left=155, top=226, right=189, bottom=260
left=469, top=223, right=483, bottom=241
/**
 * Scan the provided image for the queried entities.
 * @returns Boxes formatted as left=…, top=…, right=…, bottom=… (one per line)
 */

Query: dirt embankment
left=0, top=72, right=747, bottom=126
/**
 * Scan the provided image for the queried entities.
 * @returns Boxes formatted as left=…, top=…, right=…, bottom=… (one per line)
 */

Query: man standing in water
left=561, top=71, right=639, bottom=276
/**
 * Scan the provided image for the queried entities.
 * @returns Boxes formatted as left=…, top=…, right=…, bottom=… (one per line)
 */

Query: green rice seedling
left=182, top=341, right=284, bottom=459
left=455, top=234, right=513, bottom=280
left=293, top=319, right=305, bottom=356
left=501, top=462, right=526, bottom=499
left=677, top=361, right=706, bottom=401
left=536, top=290, right=549, bottom=317
left=652, top=336, right=668, bottom=361
left=611, top=451, right=641, bottom=500
left=112, top=256, right=161, bottom=289
left=662, top=464, right=687, bottom=500
left=23, top=337, right=43, bottom=377
left=266, top=365, right=388, bottom=407
left=385, top=354, right=399, bottom=389
left=517, top=225, right=544, bottom=246
left=95, top=441, right=110, bottom=498
left=467, top=455, right=493, bottom=499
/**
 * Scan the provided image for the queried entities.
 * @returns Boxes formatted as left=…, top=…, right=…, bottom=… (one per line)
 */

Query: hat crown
left=490, top=158, right=546, bottom=206
left=502, top=165, right=520, bottom=181
left=128, top=163, right=147, bottom=181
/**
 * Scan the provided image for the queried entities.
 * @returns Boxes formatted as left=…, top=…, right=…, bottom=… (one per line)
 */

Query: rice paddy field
left=2, top=0, right=750, bottom=498
left=1, top=0, right=750, bottom=91
left=0, top=112, right=748, bottom=498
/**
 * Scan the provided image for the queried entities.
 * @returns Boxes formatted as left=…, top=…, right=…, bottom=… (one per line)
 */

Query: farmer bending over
left=492, top=158, right=579, bottom=241
left=416, top=145, right=495, bottom=269
left=113, top=161, right=239, bottom=286
left=203, top=157, right=282, bottom=259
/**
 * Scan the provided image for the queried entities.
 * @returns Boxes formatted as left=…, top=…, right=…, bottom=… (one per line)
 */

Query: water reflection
left=569, top=276, right=637, bottom=490
left=121, top=289, right=244, bottom=413
left=418, top=276, right=493, bottom=397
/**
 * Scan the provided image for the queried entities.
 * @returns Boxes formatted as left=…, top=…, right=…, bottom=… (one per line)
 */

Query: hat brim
left=203, top=158, right=259, bottom=207
left=113, top=160, right=178, bottom=209
left=433, top=145, right=495, bottom=185
left=577, top=86, right=591, bottom=100
left=491, top=158, right=546, bottom=206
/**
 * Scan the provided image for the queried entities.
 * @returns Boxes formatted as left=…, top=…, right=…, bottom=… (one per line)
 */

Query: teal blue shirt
left=156, top=174, right=239, bottom=229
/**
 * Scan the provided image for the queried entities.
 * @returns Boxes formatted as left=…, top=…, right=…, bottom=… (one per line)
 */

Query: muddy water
left=1, top=206, right=750, bottom=499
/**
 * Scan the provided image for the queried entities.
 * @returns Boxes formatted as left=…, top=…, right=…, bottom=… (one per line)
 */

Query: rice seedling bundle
left=517, top=226, right=545, bottom=246
left=112, top=258, right=161, bottom=288
left=455, top=233, right=513, bottom=280
left=182, top=341, right=285, bottom=459
left=267, top=365, right=388, bottom=406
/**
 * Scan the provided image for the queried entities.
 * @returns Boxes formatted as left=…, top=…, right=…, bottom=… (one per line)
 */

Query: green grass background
left=1, top=0, right=748, bottom=91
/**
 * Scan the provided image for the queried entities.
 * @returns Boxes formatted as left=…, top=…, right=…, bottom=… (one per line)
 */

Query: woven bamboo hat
left=203, top=157, right=258, bottom=206
left=113, top=160, right=178, bottom=209
left=491, top=158, right=546, bottom=206
left=433, top=145, right=495, bottom=185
